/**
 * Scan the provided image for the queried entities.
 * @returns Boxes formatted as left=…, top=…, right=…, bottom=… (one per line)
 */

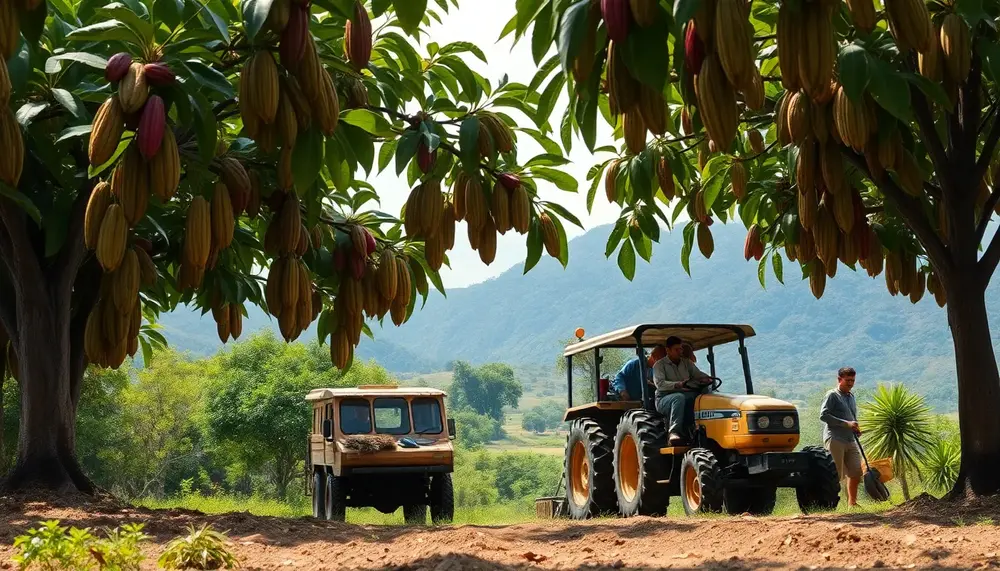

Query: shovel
left=855, top=434, right=891, bottom=502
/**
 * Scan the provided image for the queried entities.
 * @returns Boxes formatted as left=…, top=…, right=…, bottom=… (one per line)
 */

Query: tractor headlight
left=757, top=416, right=770, bottom=429
left=783, top=415, right=795, bottom=429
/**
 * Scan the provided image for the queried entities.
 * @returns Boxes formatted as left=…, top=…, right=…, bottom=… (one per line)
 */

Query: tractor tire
left=795, top=445, right=841, bottom=513
left=564, top=418, right=618, bottom=519
left=312, top=470, right=326, bottom=519
left=325, top=473, right=347, bottom=522
left=613, top=410, right=670, bottom=516
left=403, top=504, right=427, bottom=525
left=430, top=473, right=454, bottom=524
left=723, top=486, right=777, bottom=515
left=679, top=448, right=724, bottom=516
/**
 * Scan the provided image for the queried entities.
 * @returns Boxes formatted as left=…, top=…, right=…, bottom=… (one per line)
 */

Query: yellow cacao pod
left=696, top=53, right=738, bottom=153
left=183, top=196, right=212, bottom=268
left=940, top=14, right=971, bottom=85
left=96, top=204, right=128, bottom=272
left=85, top=182, right=113, bottom=250
left=89, top=96, right=125, bottom=167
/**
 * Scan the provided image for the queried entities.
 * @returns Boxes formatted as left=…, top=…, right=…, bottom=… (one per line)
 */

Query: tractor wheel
left=723, top=486, right=777, bottom=515
left=679, top=448, right=724, bottom=516
left=325, top=473, right=347, bottom=522
left=613, top=410, right=670, bottom=516
left=403, top=504, right=427, bottom=525
left=795, top=445, right=841, bottom=513
left=564, top=418, right=617, bottom=519
left=430, top=473, right=454, bottom=524
left=312, top=470, right=326, bottom=519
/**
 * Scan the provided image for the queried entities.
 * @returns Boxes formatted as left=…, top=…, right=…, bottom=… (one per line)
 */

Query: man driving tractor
left=653, top=336, right=713, bottom=445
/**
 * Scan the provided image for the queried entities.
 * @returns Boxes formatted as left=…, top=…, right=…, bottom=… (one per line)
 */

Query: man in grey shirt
left=653, top=336, right=712, bottom=445
left=819, top=366, right=862, bottom=507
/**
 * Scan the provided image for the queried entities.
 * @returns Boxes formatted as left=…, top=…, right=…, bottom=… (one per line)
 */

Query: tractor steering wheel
left=684, top=376, right=723, bottom=392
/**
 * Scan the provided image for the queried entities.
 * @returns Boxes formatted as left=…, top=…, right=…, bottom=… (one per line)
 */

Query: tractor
left=548, top=323, right=841, bottom=519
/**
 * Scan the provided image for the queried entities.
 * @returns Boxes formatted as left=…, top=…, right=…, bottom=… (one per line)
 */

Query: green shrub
left=157, top=524, right=239, bottom=570
left=12, top=520, right=150, bottom=571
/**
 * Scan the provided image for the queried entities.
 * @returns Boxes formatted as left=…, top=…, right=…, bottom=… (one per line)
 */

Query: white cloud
left=361, top=0, right=623, bottom=289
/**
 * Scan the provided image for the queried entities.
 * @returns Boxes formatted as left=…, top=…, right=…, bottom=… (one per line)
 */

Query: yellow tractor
left=553, top=324, right=841, bottom=519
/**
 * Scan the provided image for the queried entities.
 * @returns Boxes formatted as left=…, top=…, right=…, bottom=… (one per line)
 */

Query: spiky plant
left=921, top=438, right=962, bottom=495
left=860, top=383, right=935, bottom=500
left=157, top=524, right=239, bottom=570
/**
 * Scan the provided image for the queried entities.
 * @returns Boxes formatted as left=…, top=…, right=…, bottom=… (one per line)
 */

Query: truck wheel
left=796, top=445, right=841, bottom=513
left=430, top=473, right=454, bottom=524
left=312, top=470, right=326, bottom=519
left=679, top=448, right=724, bottom=516
left=403, top=504, right=427, bottom=525
left=723, top=486, right=777, bottom=515
left=564, top=418, right=617, bottom=519
left=325, top=473, right=347, bottom=522
left=613, top=410, right=669, bottom=516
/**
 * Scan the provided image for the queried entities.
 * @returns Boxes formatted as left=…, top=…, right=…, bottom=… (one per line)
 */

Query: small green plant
left=12, top=520, right=151, bottom=571
left=157, top=524, right=239, bottom=570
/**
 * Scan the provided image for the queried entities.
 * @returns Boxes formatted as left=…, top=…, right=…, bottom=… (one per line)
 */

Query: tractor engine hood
left=699, top=393, right=798, bottom=412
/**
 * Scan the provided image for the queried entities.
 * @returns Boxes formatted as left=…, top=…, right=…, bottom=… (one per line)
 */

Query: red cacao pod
left=364, top=229, right=376, bottom=255
left=134, top=237, right=152, bottom=253
left=333, top=246, right=347, bottom=272
left=143, top=63, right=175, bottom=86
left=684, top=21, right=704, bottom=75
left=601, top=0, right=631, bottom=43
left=417, top=142, right=436, bottom=173
left=105, top=53, right=133, bottom=83
left=498, top=173, right=521, bottom=191
left=345, top=1, right=372, bottom=71
left=137, top=95, right=166, bottom=160
left=229, top=184, right=249, bottom=217
left=280, top=4, right=309, bottom=68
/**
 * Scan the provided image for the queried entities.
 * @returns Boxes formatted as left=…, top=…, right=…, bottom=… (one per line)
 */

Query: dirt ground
left=1, top=492, right=999, bottom=570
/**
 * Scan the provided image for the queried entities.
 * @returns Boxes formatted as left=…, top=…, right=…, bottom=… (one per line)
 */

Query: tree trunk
left=1, top=295, right=93, bottom=494
left=945, top=276, right=1000, bottom=497
left=897, top=461, right=911, bottom=501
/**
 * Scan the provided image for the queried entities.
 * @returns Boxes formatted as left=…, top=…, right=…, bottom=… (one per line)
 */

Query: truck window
left=373, top=398, right=411, bottom=435
left=340, top=399, right=372, bottom=435
left=411, top=398, right=443, bottom=434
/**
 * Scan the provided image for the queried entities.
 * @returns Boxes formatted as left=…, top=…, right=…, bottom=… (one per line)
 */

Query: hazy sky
left=367, top=0, right=622, bottom=289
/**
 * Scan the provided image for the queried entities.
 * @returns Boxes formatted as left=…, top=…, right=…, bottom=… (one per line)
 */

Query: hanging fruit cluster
left=0, top=1, right=27, bottom=190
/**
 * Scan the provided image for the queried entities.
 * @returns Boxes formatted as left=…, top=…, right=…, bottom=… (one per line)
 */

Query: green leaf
left=868, top=60, right=912, bottom=123
left=536, top=73, right=565, bottom=127
left=758, top=255, right=767, bottom=289
left=98, top=3, right=155, bottom=45
left=532, top=167, right=578, bottom=192
left=0, top=183, right=41, bottom=224
left=772, top=251, right=784, bottom=284
left=523, top=221, right=544, bottom=274
left=530, top=1, right=555, bottom=66
left=525, top=153, right=570, bottom=167
left=557, top=0, right=592, bottom=74
left=905, top=73, right=951, bottom=109
left=606, top=218, right=627, bottom=258
left=541, top=201, right=584, bottom=229
left=66, top=20, right=139, bottom=45
left=292, top=127, right=326, bottom=192
left=838, top=44, right=870, bottom=103
left=621, top=22, right=670, bottom=90
left=630, top=224, right=652, bottom=262
left=977, top=37, right=1000, bottom=84
left=340, top=109, right=394, bottom=136
left=189, top=91, right=217, bottom=161
left=16, top=102, right=49, bottom=126
left=681, top=222, right=695, bottom=276
left=617, top=239, right=636, bottom=281
left=673, top=0, right=702, bottom=26
left=44, top=53, right=108, bottom=74
left=185, top=60, right=236, bottom=98
left=241, top=0, right=275, bottom=43
left=56, top=125, right=93, bottom=143
left=395, top=130, right=420, bottom=176
left=459, top=116, right=480, bottom=174
left=18, top=0, right=46, bottom=46
left=392, top=0, right=427, bottom=34
left=51, top=88, right=86, bottom=120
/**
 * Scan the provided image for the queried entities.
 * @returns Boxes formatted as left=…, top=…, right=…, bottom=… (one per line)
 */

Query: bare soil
left=1, top=491, right=999, bottom=570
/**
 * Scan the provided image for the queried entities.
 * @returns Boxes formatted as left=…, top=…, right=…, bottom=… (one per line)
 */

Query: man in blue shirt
left=610, top=345, right=666, bottom=401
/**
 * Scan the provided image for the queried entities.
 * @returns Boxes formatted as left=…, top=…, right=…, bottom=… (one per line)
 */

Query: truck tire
left=325, top=473, right=347, bottom=522
left=796, top=445, right=841, bottom=513
left=403, top=504, right=427, bottom=525
left=564, top=418, right=618, bottom=519
left=430, top=473, right=454, bottom=525
left=679, top=448, right=724, bottom=515
left=312, top=470, right=326, bottom=519
left=723, top=486, right=777, bottom=515
left=613, top=410, right=670, bottom=516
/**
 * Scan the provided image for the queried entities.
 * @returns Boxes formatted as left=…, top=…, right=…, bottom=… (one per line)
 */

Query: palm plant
left=860, top=384, right=935, bottom=501
left=921, top=438, right=962, bottom=495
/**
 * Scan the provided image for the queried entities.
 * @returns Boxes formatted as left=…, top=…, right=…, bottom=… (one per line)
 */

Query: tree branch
left=911, top=83, right=951, bottom=189
left=52, top=177, right=97, bottom=296
left=976, top=188, right=1000, bottom=244
left=0, top=267, right=16, bottom=347
left=979, top=224, right=1000, bottom=276
left=976, top=106, right=1000, bottom=185
left=841, top=147, right=953, bottom=272
left=0, top=198, right=46, bottom=298
left=962, top=53, right=983, bottom=164
left=69, top=257, right=102, bottom=406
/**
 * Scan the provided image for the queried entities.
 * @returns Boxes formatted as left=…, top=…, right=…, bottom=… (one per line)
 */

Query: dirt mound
left=890, top=492, right=1000, bottom=525
left=0, top=500, right=998, bottom=569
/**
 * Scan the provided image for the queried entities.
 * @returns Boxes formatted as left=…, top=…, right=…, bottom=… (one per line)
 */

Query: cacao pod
left=813, top=194, right=839, bottom=266
left=606, top=159, right=621, bottom=203
left=715, top=0, right=754, bottom=89
left=247, top=51, right=280, bottom=124
left=453, top=171, right=468, bottom=221
left=918, top=24, right=942, bottom=82
left=798, top=228, right=817, bottom=263
left=638, top=85, right=666, bottom=136
left=896, top=150, right=925, bottom=197
left=105, top=53, right=132, bottom=84
left=136, top=246, right=157, bottom=286
left=276, top=93, right=299, bottom=150
left=796, top=137, right=818, bottom=195
left=441, top=202, right=456, bottom=250
left=119, top=62, right=149, bottom=114
left=693, top=0, right=716, bottom=43
left=144, top=63, right=175, bottom=87
left=845, top=0, right=877, bottom=34
left=797, top=1, right=836, bottom=101
left=798, top=184, right=818, bottom=231
left=776, top=2, right=801, bottom=91
left=149, top=128, right=181, bottom=202
left=657, top=157, right=675, bottom=200
left=345, top=1, right=373, bottom=71
left=730, top=160, right=747, bottom=202
left=280, top=4, right=309, bottom=68
left=748, top=130, right=764, bottom=155
left=85, top=182, right=113, bottom=250
left=137, top=95, right=166, bottom=160
left=421, top=180, right=444, bottom=238
left=278, top=193, right=302, bottom=254
left=777, top=92, right=793, bottom=147
left=511, top=185, right=531, bottom=235
left=811, top=103, right=831, bottom=145
left=97, top=204, right=128, bottom=272
left=697, top=223, right=714, bottom=258
left=394, top=255, right=412, bottom=307
left=183, top=196, right=212, bottom=268
left=602, top=0, right=631, bottom=43
left=832, top=186, right=855, bottom=234
left=787, top=91, right=811, bottom=145
left=465, top=176, right=487, bottom=231
left=267, top=0, right=292, bottom=32
left=211, top=182, right=235, bottom=250
left=623, top=107, right=647, bottom=154
left=111, top=147, right=149, bottom=227
left=685, top=20, right=705, bottom=75
left=377, top=249, right=398, bottom=301
left=884, top=0, right=932, bottom=54
left=246, top=171, right=262, bottom=218
left=878, top=130, right=903, bottom=170
left=315, top=70, right=341, bottom=136
left=833, top=86, right=874, bottom=152
left=112, top=249, right=140, bottom=313
left=909, top=271, right=926, bottom=304
left=695, top=53, right=738, bottom=152
left=809, top=261, right=827, bottom=299
left=540, top=212, right=560, bottom=259
left=425, top=233, right=444, bottom=271
left=940, top=14, right=971, bottom=85
left=607, top=41, right=638, bottom=114
left=278, top=148, right=295, bottom=192
left=89, top=96, right=125, bottom=167
left=479, top=215, right=498, bottom=265
left=491, top=183, right=512, bottom=235
left=744, top=224, right=763, bottom=261
left=573, top=2, right=602, bottom=83
left=820, top=142, right=846, bottom=195
left=219, top=157, right=251, bottom=200
left=629, top=0, right=658, bottom=27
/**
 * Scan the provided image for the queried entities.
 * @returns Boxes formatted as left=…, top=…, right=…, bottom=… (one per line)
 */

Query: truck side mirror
left=322, top=418, right=333, bottom=440
left=447, top=418, right=456, bottom=439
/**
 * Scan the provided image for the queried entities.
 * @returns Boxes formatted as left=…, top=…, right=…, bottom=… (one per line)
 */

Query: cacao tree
left=0, top=0, right=579, bottom=493
left=510, top=0, right=1000, bottom=497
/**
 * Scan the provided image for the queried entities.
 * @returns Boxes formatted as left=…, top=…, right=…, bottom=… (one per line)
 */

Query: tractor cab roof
left=563, top=324, right=756, bottom=357
left=305, top=386, right=447, bottom=402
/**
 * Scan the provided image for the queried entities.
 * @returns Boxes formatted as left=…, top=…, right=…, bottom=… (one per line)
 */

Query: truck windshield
left=373, top=398, right=411, bottom=435
left=411, top=398, right=443, bottom=434
left=340, top=399, right=372, bottom=435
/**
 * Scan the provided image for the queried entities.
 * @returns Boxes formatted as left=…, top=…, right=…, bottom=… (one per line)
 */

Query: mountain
left=156, top=222, right=1000, bottom=411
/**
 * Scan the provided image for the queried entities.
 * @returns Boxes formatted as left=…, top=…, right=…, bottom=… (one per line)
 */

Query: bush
left=12, top=520, right=150, bottom=571
left=158, top=524, right=239, bottom=570
left=520, top=405, right=564, bottom=434
left=454, top=410, right=500, bottom=448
